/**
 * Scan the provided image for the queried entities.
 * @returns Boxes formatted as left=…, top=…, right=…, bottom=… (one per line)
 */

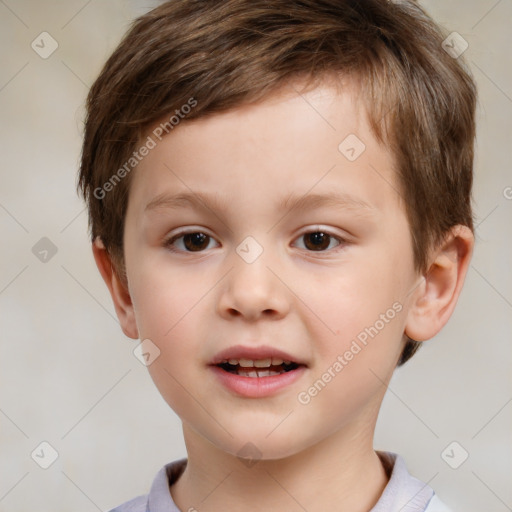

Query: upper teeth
left=224, top=358, right=291, bottom=367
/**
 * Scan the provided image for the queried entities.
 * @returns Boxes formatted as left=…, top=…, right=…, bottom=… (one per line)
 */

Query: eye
left=165, top=229, right=344, bottom=253
left=165, top=231, right=219, bottom=252
left=293, top=230, right=343, bottom=252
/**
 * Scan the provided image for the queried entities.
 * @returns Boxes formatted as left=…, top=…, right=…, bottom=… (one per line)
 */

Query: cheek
left=129, top=255, right=209, bottom=339
left=130, top=266, right=209, bottom=415
left=128, top=255, right=217, bottom=363
left=293, top=260, right=406, bottom=347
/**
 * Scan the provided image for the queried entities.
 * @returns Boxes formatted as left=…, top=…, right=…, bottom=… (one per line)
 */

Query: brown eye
left=293, top=230, right=342, bottom=252
left=303, top=232, right=331, bottom=251
left=182, top=232, right=210, bottom=251
left=166, top=231, right=217, bottom=252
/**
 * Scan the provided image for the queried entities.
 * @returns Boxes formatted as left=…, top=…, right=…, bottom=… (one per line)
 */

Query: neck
left=171, top=420, right=388, bottom=512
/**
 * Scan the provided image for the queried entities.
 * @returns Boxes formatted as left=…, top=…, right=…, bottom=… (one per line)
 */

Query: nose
left=217, top=254, right=290, bottom=322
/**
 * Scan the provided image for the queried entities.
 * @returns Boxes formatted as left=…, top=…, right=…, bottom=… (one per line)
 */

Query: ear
left=405, top=225, right=474, bottom=342
left=92, top=237, right=139, bottom=340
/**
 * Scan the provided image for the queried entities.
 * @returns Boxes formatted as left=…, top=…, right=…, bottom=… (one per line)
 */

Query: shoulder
left=108, top=494, right=147, bottom=512
left=372, top=452, right=453, bottom=512
left=425, top=494, right=453, bottom=512
left=106, top=458, right=187, bottom=512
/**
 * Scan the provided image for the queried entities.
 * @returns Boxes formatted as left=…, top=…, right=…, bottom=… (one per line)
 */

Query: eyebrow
left=144, top=190, right=375, bottom=215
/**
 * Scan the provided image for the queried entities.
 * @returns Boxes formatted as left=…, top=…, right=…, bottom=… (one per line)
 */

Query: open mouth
left=217, top=358, right=301, bottom=377
left=211, top=349, right=307, bottom=396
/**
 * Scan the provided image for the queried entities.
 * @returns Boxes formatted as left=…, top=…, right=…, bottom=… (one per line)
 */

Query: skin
left=94, top=78, right=473, bottom=512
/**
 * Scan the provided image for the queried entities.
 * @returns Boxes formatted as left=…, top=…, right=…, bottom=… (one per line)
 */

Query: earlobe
left=92, top=237, right=139, bottom=340
left=405, top=225, right=474, bottom=342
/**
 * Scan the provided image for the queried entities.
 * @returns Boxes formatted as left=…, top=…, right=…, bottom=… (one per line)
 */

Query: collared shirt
left=109, top=452, right=452, bottom=512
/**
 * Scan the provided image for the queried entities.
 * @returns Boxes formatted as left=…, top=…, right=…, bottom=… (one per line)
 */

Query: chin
left=204, top=427, right=313, bottom=463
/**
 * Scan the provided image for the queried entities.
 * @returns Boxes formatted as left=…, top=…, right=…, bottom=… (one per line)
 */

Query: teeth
left=237, top=370, right=254, bottom=377
left=219, top=357, right=298, bottom=378
left=224, top=357, right=292, bottom=368
left=238, top=369, right=282, bottom=378
left=254, top=358, right=271, bottom=367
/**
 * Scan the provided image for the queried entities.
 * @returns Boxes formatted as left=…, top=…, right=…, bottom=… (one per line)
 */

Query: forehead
left=128, top=79, right=401, bottom=218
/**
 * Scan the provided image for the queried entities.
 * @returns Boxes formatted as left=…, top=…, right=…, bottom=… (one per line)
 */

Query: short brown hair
left=78, top=0, right=477, bottom=365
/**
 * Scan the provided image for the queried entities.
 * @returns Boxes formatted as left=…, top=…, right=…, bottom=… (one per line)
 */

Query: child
left=78, top=0, right=476, bottom=510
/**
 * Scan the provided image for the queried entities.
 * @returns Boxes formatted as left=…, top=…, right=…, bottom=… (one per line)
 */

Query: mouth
left=216, top=358, right=301, bottom=377
left=209, top=345, right=307, bottom=397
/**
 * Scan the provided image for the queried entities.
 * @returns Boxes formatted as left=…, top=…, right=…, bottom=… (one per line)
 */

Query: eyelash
left=164, top=228, right=347, bottom=254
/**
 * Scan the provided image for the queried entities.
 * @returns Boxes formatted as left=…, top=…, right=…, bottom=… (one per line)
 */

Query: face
left=122, top=80, right=420, bottom=460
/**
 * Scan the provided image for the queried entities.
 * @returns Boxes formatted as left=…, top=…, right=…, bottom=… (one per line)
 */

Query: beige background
left=0, top=1, right=511, bottom=510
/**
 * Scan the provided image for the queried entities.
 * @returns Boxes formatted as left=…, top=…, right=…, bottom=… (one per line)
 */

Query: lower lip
left=210, top=365, right=306, bottom=398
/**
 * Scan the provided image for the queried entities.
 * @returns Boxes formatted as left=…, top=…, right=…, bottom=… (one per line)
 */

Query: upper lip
left=210, top=345, right=306, bottom=366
